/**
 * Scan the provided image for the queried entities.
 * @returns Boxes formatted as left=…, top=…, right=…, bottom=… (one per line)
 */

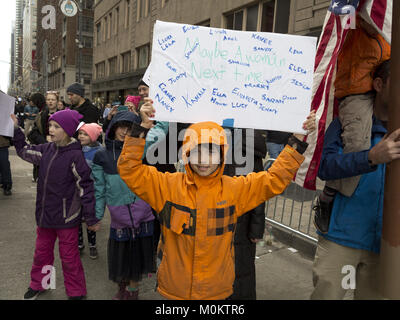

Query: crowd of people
left=0, top=11, right=396, bottom=301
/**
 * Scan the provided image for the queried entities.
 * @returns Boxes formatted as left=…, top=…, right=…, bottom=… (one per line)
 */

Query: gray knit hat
left=67, top=83, right=85, bottom=97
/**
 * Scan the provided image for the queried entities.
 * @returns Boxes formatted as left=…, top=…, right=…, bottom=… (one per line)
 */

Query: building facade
left=92, top=0, right=330, bottom=104
left=36, top=0, right=94, bottom=101
left=22, top=0, right=38, bottom=97
left=10, top=0, right=24, bottom=96
left=8, top=24, right=16, bottom=96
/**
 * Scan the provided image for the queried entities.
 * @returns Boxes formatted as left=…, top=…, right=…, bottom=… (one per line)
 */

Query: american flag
left=295, top=0, right=392, bottom=190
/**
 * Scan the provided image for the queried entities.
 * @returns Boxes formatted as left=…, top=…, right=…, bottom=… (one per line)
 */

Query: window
left=136, top=45, right=149, bottom=69
left=224, top=0, right=284, bottom=33
left=109, top=13, right=112, bottom=38
left=96, top=62, right=105, bottom=79
left=81, top=55, right=93, bottom=69
left=246, top=4, right=259, bottom=32
left=79, top=16, right=94, bottom=33
left=226, top=10, right=243, bottom=30
left=82, top=36, right=93, bottom=48
left=84, top=0, right=94, bottom=9
left=138, top=0, right=149, bottom=19
left=103, top=17, right=107, bottom=41
left=125, top=0, right=131, bottom=28
left=109, top=56, right=118, bottom=75
left=122, top=51, right=131, bottom=73
left=261, top=1, right=275, bottom=32
left=197, top=20, right=211, bottom=27
left=96, top=22, right=101, bottom=45
left=115, top=7, right=119, bottom=34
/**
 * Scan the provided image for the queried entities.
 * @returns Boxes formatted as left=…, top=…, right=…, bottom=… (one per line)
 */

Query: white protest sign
left=0, top=92, right=16, bottom=137
left=149, top=21, right=317, bottom=133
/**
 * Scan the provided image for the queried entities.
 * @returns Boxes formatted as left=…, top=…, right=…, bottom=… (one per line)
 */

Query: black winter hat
left=67, top=83, right=85, bottom=97
left=138, top=79, right=149, bottom=89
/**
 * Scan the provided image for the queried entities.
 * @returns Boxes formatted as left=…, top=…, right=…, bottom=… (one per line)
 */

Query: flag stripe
left=314, top=14, right=335, bottom=71
left=370, top=0, right=387, bottom=29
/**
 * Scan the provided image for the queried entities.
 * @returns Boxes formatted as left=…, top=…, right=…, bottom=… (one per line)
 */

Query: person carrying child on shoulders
left=314, top=13, right=391, bottom=233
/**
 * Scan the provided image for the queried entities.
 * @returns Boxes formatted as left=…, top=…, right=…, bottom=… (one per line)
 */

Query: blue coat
left=318, top=117, right=386, bottom=253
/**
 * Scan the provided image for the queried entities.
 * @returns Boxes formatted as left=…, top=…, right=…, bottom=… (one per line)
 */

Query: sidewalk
left=0, top=147, right=316, bottom=300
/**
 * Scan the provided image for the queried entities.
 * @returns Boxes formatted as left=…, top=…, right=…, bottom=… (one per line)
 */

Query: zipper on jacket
left=372, top=37, right=383, bottom=61
left=63, top=198, right=67, bottom=218
left=39, top=146, right=59, bottom=227
left=127, top=204, right=135, bottom=237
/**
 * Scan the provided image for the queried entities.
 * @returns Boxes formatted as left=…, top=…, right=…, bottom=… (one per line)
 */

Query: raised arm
left=234, top=143, right=305, bottom=215
left=235, top=110, right=316, bottom=215
left=11, top=115, right=46, bottom=165
left=118, top=133, right=171, bottom=213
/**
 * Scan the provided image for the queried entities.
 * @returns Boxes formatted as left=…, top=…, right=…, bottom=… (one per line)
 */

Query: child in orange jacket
left=314, top=14, right=391, bottom=234
left=117, top=99, right=316, bottom=300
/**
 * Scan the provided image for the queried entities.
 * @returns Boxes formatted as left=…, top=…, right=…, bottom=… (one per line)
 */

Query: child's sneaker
left=313, top=198, right=333, bottom=234
left=89, top=247, right=98, bottom=259
left=23, top=287, right=42, bottom=300
left=78, top=244, right=85, bottom=251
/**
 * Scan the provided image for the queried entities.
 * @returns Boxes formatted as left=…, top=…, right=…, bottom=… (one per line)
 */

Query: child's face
left=138, top=85, right=149, bottom=98
left=126, top=101, right=137, bottom=113
left=189, top=144, right=221, bottom=177
left=46, top=94, right=58, bottom=110
left=115, top=125, right=132, bottom=142
left=78, top=130, right=92, bottom=146
left=48, top=121, right=69, bottom=145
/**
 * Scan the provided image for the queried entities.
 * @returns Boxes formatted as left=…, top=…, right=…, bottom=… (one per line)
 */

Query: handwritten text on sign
left=149, top=21, right=317, bottom=133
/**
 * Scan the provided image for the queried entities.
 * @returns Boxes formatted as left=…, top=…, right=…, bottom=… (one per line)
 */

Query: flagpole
left=379, top=0, right=400, bottom=300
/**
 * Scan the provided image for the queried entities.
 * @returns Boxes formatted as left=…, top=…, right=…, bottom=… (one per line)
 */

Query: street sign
left=59, top=0, right=79, bottom=17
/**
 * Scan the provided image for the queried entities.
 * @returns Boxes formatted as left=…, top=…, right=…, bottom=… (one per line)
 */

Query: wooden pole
left=379, top=0, right=400, bottom=299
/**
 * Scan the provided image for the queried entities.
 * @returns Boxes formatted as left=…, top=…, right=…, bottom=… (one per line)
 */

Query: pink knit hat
left=125, top=96, right=141, bottom=108
left=79, top=123, right=103, bottom=143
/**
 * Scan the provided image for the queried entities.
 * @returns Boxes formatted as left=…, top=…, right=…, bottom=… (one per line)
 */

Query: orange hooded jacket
left=118, top=122, right=305, bottom=300
left=335, top=17, right=391, bottom=99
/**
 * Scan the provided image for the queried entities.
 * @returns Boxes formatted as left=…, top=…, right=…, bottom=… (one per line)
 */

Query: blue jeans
left=265, top=143, right=285, bottom=170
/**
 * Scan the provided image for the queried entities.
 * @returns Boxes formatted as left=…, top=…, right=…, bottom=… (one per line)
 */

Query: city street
left=0, top=147, right=317, bottom=300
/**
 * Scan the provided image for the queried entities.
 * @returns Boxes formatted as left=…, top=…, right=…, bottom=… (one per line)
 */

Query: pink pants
left=30, top=227, right=87, bottom=297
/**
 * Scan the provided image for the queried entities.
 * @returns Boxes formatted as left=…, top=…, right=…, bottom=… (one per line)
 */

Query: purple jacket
left=13, top=128, right=99, bottom=229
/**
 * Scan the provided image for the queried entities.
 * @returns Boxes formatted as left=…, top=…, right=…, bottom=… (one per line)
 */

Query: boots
left=122, top=289, right=139, bottom=300
left=112, top=280, right=127, bottom=300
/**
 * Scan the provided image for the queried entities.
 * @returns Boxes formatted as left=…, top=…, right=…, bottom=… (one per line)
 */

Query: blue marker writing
left=158, top=35, right=176, bottom=51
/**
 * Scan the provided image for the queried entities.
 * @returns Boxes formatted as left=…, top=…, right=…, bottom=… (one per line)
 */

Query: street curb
left=269, top=225, right=317, bottom=260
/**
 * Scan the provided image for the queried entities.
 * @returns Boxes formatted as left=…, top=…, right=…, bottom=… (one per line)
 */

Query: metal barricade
left=265, top=182, right=321, bottom=244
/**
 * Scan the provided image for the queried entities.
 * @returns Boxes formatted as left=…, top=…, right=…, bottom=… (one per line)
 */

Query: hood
left=182, top=122, right=229, bottom=183
left=107, top=111, right=141, bottom=140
